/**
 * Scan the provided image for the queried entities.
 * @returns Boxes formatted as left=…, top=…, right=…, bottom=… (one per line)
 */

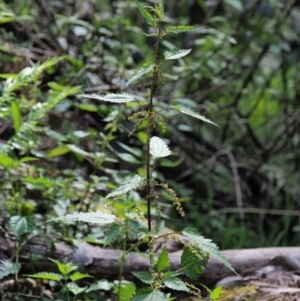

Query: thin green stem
left=146, top=24, right=161, bottom=232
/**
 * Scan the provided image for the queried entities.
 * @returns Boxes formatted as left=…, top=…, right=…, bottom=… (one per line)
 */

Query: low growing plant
left=49, top=1, right=235, bottom=300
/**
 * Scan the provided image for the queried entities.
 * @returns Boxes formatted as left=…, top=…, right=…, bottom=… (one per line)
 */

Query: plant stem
left=146, top=24, right=161, bottom=232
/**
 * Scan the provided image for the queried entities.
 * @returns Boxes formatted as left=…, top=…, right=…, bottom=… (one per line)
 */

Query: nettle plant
left=52, top=1, right=234, bottom=300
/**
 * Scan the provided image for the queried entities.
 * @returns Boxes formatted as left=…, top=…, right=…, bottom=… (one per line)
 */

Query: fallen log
left=1, top=237, right=300, bottom=285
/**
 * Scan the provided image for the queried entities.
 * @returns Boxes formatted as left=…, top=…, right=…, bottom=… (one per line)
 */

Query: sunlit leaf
left=150, top=136, right=171, bottom=158
left=25, top=272, right=63, bottom=282
left=79, top=93, right=136, bottom=103
left=164, top=49, right=191, bottom=60
left=106, top=174, right=144, bottom=198
left=69, top=271, right=93, bottom=282
left=52, top=211, right=116, bottom=225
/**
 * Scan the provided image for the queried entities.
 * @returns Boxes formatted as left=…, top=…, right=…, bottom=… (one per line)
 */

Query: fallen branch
left=1, top=237, right=300, bottom=285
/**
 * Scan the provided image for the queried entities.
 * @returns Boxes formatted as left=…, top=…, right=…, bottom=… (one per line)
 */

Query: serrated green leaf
left=114, top=280, right=136, bottom=300
left=182, top=227, right=235, bottom=273
left=125, top=64, right=155, bottom=87
left=156, top=247, right=170, bottom=272
left=25, top=272, right=63, bottom=282
left=105, top=223, right=124, bottom=244
left=132, top=288, right=166, bottom=301
left=164, top=49, right=191, bottom=60
left=170, top=101, right=218, bottom=126
left=150, top=137, right=171, bottom=158
left=0, top=260, right=21, bottom=279
left=66, top=282, right=87, bottom=295
left=210, top=285, right=223, bottom=300
left=106, top=174, right=144, bottom=198
left=155, top=220, right=165, bottom=234
left=165, top=271, right=181, bottom=278
left=79, top=93, right=136, bottom=103
left=181, top=247, right=207, bottom=280
left=86, top=279, right=114, bottom=292
left=137, top=228, right=156, bottom=240
left=52, top=211, right=116, bottom=225
left=10, top=216, right=33, bottom=236
left=48, top=259, right=78, bottom=276
left=134, top=0, right=158, bottom=27
left=11, top=101, right=21, bottom=132
left=166, top=25, right=203, bottom=33
left=132, top=271, right=154, bottom=284
left=163, top=277, right=189, bottom=292
left=69, top=271, right=93, bottom=282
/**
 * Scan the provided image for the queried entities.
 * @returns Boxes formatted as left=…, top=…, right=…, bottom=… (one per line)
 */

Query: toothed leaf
left=156, top=247, right=170, bottom=272
left=0, top=260, right=21, bottom=279
left=164, top=49, right=191, bottom=60
left=106, top=174, right=144, bottom=198
left=79, top=93, right=136, bottom=103
left=182, top=227, right=235, bottom=273
left=150, top=136, right=170, bottom=158
left=125, top=64, right=155, bottom=87
left=69, top=271, right=93, bottom=282
left=170, top=101, right=218, bottom=126
left=181, top=247, right=207, bottom=279
left=163, top=277, right=189, bottom=292
left=132, top=288, right=166, bottom=301
left=25, top=272, right=63, bottom=281
left=67, top=282, right=87, bottom=295
left=132, top=271, right=153, bottom=284
left=52, top=211, right=116, bottom=225
left=134, top=0, right=158, bottom=27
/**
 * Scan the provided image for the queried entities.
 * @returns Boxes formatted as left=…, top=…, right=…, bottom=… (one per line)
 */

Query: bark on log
left=1, top=237, right=300, bottom=285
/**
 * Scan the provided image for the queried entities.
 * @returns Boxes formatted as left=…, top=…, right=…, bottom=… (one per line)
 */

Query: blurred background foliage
left=0, top=0, right=300, bottom=252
